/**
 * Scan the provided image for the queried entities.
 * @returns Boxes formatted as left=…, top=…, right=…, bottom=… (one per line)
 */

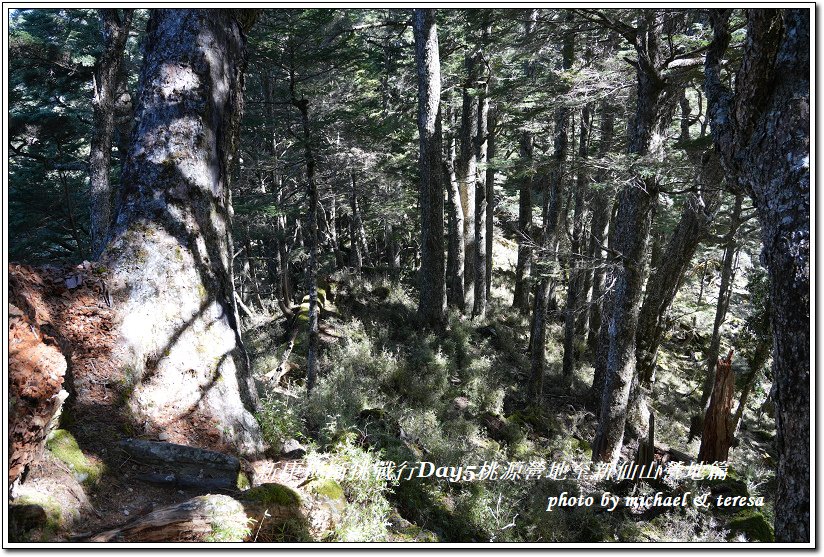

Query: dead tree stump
left=698, top=350, right=736, bottom=462
left=8, top=266, right=71, bottom=493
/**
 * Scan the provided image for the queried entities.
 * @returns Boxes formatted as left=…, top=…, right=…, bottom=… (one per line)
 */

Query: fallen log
left=119, top=439, right=240, bottom=490
left=265, top=323, right=300, bottom=385
left=85, top=481, right=345, bottom=542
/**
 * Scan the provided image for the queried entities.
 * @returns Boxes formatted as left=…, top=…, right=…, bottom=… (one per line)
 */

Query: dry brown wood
left=8, top=266, right=70, bottom=490
left=698, top=349, right=736, bottom=462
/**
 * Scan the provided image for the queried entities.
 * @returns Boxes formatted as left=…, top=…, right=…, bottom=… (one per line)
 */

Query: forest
left=6, top=8, right=810, bottom=545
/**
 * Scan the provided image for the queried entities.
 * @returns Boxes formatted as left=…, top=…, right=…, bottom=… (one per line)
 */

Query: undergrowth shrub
left=256, top=394, right=306, bottom=450
left=305, top=434, right=394, bottom=542
left=306, top=320, right=395, bottom=443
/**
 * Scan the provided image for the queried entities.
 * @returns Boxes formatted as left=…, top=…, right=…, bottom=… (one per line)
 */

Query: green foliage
left=256, top=394, right=306, bottom=449
left=306, top=436, right=395, bottom=542
left=8, top=9, right=147, bottom=262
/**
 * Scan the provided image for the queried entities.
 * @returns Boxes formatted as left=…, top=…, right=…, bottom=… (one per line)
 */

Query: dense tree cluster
left=8, top=8, right=809, bottom=543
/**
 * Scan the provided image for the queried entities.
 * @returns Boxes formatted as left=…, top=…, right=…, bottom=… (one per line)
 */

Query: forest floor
left=9, top=232, right=778, bottom=543
left=239, top=233, right=778, bottom=542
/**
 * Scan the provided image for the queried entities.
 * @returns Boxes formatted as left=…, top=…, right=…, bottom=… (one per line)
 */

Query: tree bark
left=512, top=10, right=538, bottom=314
left=585, top=102, right=615, bottom=356
left=704, top=9, right=810, bottom=541
left=104, top=9, right=263, bottom=455
left=89, top=9, right=133, bottom=259
left=635, top=153, right=723, bottom=387
left=512, top=136, right=534, bottom=314
left=527, top=24, right=573, bottom=400
left=413, top=8, right=446, bottom=328
left=732, top=340, right=769, bottom=436
left=698, top=350, right=736, bottom=463
left=445, top=124, right=466, bottom=310
left=295, top=98, right=318, bottom=393
left=473, top=30, right=491, bottom=318
left=592, top=10, right=677, bottom=465
left=562, top=104, right=591, bottom=378
left=485, top=107, right=496, bottom=299
left=349, top=172, right=363, bottom=270
left=458, top=54, right=479, bottom=314
left=698, top=194, right=743, bottom=413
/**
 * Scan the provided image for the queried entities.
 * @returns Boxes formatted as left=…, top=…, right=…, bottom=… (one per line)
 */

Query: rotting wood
left=698, top=350, right=736, bottom=462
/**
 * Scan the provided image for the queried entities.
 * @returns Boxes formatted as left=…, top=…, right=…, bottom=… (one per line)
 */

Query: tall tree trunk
left=592, top=10, right=676, bottom=465
left=349, top=172, right=363, bottom=271
left=460, top=53, right=479, bottom=312
left=90, top=8, right=133, bottom=259
left=635, top=153, right=723, bottom=387
left=242, top=224, right=263, bottom=310
left=512, top=136, right=533, bottom=314
left=562, top=104, right=591, bottom=378
left=705, top=9, right=810, bottom=541
left=326, top=189, right=344, bottom=269
left=698, top=194, right=744, bottom=413
left=262, top=74, right=293, bottom=317
left=732, top=340, right=770, bottom=435
left=289, top=46, right=319, bottom=392
left=275, top=209, right=293, bottom=318
left=473, top=33, right=490, bottom=319
left=445, top=128, right=466, bottom=310
left=485, top=107, right=496, bottom=299
left=698, top=350, right=736, bottom=462
left=103, top=9, right=263, bottom=455
left=586, top=102, right=615, bottom=356
left=413, top=8, right=446, bottom=328
left=527, top=25, right=573, bottom=400
left=512, top=9, right=538, bottom=314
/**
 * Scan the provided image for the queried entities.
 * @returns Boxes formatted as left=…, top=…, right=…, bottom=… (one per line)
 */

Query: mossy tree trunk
left=592, top=10, right=677, bottom=465
left=103, top=9, right=263, bottom=455
left=705, top=9, right=810, bottom=541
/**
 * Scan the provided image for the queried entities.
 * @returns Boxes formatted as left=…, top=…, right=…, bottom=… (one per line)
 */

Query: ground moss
left=727, top=509, right=774, bottom=542
left=393, top=523, right=440, bottom=542
left=12, top=494, right=63, bottom=541
left=237, top=471, right=251, bottom=490
left=306, top=478, right=345, bottom=501
left=46, top=429, right=104, bottom=485
left=241, top=483, right=301, bottom=507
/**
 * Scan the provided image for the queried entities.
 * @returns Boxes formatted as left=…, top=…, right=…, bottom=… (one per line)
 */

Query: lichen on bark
left=103, top=9, right=263, bottom=456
